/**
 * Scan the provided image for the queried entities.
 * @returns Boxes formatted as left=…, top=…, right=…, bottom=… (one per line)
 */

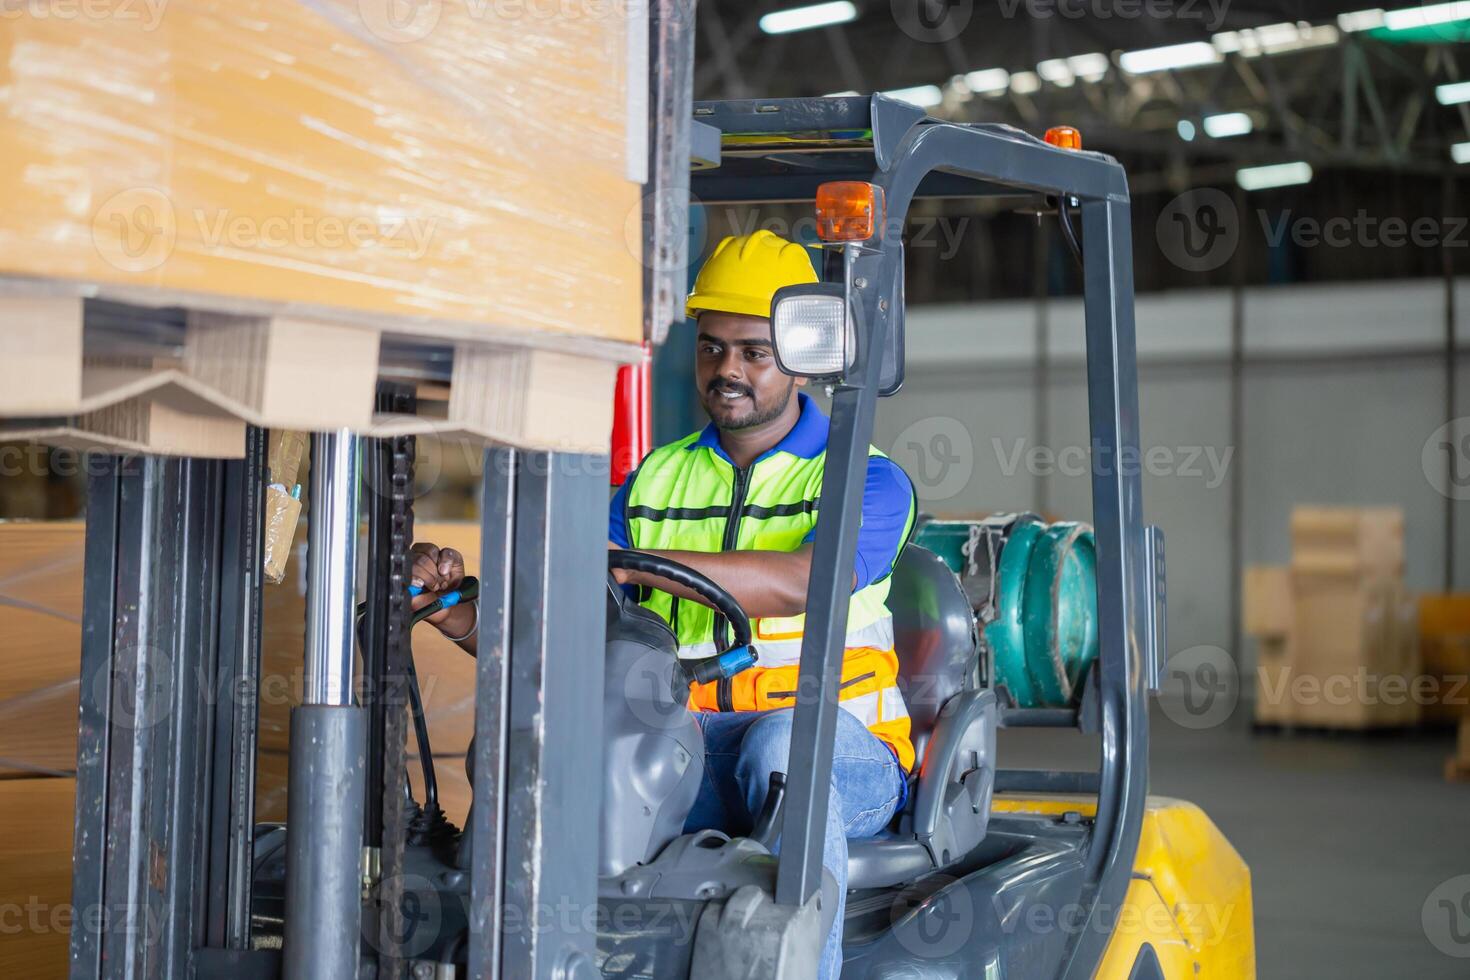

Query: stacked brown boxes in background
left=1245, top=507, right=1419, bottom=729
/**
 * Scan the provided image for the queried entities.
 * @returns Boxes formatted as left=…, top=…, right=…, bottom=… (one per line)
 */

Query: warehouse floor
left=997, top=707, right=1470, bottom=979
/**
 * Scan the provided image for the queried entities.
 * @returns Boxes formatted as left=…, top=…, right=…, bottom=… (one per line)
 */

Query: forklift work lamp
left=770, top=283, right=854, bottom=380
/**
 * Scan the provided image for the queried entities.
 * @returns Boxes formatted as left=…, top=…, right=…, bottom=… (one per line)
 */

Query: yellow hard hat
left=685, top=230, right=818, bottom=320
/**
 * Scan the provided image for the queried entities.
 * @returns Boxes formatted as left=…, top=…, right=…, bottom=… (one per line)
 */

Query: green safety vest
left=622, top=425, right=917, bottom=771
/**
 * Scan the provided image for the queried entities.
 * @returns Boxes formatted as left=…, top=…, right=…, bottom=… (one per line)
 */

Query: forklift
left=65, top=64, right=1253, bottom=980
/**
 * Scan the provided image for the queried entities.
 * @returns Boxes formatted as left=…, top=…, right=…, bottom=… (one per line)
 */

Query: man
left=411, top=230, right=917, bottom=978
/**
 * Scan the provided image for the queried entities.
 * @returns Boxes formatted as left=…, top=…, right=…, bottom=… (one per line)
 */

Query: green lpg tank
left=913, top=515, right=1098, bottom=708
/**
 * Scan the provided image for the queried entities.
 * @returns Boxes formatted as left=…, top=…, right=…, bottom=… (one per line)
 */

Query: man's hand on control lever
left=409, top=543, right=476, bottom=648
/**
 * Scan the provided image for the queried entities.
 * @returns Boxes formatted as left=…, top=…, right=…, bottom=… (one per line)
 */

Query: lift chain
left=376, top=431, right=416, bottom=978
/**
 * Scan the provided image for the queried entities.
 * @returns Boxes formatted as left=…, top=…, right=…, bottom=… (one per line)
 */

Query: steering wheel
left=607, top=549, right=758, bottom=684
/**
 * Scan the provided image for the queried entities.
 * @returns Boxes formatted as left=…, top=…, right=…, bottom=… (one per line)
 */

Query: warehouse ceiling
left=692, top=0, right=1470, bottom=299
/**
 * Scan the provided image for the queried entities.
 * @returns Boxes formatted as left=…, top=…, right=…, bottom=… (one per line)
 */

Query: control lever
left=685, top=644, right=759, bottom=686
left=750, top=772, right=786, bottom=850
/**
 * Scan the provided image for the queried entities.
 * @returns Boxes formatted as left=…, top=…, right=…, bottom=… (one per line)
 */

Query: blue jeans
left=684, top=707, right=905, bottom=980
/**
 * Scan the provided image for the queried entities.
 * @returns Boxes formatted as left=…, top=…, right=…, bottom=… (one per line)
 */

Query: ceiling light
left=882, top=84, right=943, bottom=108
left=1177, top=120, right=1197, bottom=141
left=1010, top=71, right=1041, bottom=94
left=964, top=68, right=1010, bottom=95
left=759, top=1, right=857, bottom=35
left=1337, top=8, right=1386, bottom=32
left=1383, top=1, right=1470, bottom=30
left=1068, top=53, right=1110, bottom=81
left=1215, top=22, right=1339, bottom=57
left=1037, top=59, right=1075, bottom=87
left=1120, top=42, right=1221, bottom=74
left=1453, top=141, right=1470, bottom=164
left=1436, top=80, right=1470, bottom=105
left=1237, top=161, right=1313, bottom=191
left=1204, top=112, right=1253, bottom=138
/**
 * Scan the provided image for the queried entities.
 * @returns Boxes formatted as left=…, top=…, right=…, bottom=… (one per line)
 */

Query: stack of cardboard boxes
left=1245, top=507, right=1419, bottom=729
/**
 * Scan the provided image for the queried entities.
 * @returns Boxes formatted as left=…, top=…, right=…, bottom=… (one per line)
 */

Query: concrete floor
left=997, top=707, right=1470, bottom=979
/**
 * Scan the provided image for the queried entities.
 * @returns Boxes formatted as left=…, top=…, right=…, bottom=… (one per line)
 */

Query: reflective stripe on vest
left=625, top=430, right=916, bottom=772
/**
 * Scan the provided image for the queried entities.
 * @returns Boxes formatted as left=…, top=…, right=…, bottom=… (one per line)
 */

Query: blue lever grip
left=438, top=589, right=465, bottom=610
left=408, top=584, right=424, bottom=597
left=716, top=645, right=758, bottom=678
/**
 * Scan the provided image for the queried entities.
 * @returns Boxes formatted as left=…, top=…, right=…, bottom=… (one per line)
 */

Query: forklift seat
left=846, top=544, right=997, bottom=890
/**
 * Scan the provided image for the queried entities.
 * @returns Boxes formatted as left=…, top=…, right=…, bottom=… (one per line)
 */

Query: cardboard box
left=0, top=1, right=645, bottom=347
left=1253, top=636, right=1294, bottom=725
left=1242, top=565, right=1291, bottom=637
left=1289, top=506, right=1404, bottom=582
left=1252, top=508, right=1417, bottom=729
left=1282, top=576, right=1419, bottom=728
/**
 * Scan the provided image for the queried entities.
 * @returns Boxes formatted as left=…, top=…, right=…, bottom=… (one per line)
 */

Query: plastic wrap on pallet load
left=0, top=0, right=645, bottom=342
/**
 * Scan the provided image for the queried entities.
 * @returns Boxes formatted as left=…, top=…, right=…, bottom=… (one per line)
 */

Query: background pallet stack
left=1245, top=507, right=1419, bottom=730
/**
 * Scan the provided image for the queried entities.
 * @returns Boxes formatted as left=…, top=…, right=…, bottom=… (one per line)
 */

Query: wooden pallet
left=1, top=290, right=629, bottom=457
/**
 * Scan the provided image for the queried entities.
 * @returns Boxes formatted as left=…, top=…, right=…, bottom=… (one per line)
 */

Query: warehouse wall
left=872, top=277, right=1469, bottom=677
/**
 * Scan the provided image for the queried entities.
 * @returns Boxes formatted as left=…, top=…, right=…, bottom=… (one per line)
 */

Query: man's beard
left=704, top=379, right=794, bottom=431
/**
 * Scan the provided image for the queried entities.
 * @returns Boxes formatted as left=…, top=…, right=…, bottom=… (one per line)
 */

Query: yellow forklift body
left=994, top=796, right=1256, bottom=978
